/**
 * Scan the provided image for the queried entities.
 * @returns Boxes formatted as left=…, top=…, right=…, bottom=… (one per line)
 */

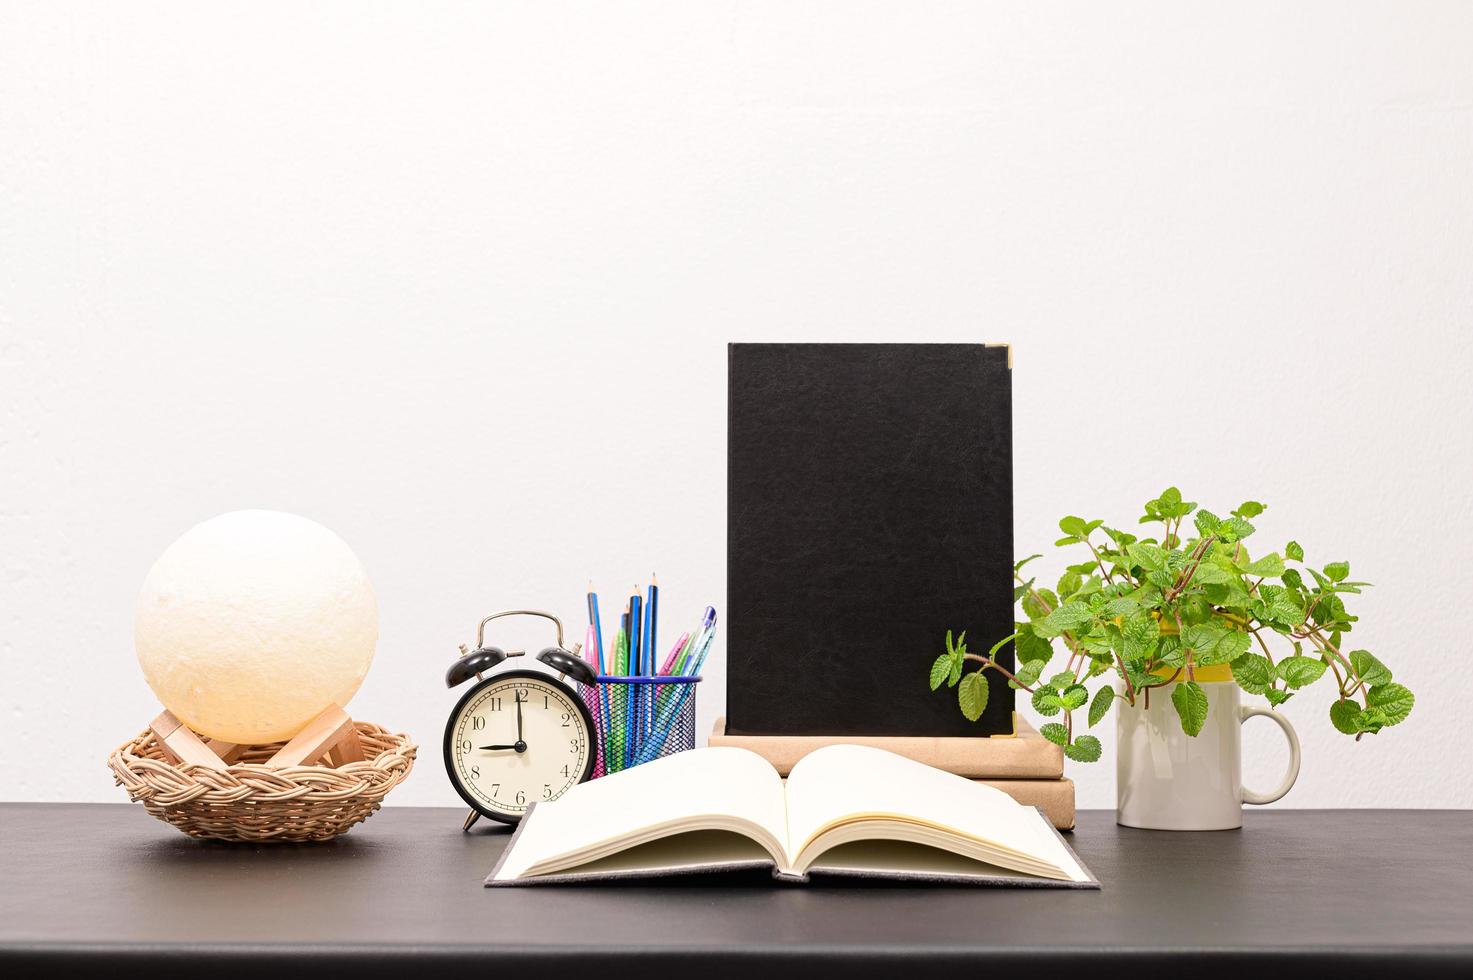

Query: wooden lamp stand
left=149, top=704, right=365, bottom=771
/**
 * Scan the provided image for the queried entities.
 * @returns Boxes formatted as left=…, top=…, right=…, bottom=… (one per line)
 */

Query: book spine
left=707, top=716, right=1065, bottom=780
left=977, top=778, right=1076, bottom=831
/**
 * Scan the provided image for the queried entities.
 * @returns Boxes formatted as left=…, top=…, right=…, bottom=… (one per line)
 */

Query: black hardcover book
left=727, top=343, right=1015, bottom=737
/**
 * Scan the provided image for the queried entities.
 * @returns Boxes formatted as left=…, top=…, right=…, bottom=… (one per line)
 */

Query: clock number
left=543, top=694, right=550, bottom=709
left=488, top=696, right=502, bottom=711
left=569, top=739, right=581, bottom=753
left=516, top=687, right=528, bottom=701
left=460, top=739, right=472, bottom=753
left=515, top=790, right=526, bottom=805
left=542, top=783, right=553, bottom=800
left=471, top=716, right=485, bottom=731
left=560, top=712, right=571, bottom=727
left=491, top=783, right=500, bottom=798
left=560, top=764, right=570, bottom=778
left=471, top=765, right=480, bottom=779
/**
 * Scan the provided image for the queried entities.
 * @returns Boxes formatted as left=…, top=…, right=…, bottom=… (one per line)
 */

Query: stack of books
left=708, top=714, right=1074, bottom=830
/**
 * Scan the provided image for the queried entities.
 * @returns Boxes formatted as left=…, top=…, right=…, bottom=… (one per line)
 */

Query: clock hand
left=478, top=744, right=519, bottom=751
left=515, top=692, right=525, bottom=744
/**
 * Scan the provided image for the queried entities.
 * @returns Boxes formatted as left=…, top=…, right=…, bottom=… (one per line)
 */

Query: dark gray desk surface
left=2, top=804, right=1470, bottom=979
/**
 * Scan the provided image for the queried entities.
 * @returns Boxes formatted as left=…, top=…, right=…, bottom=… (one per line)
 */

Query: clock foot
left=462, top=809, right=481, bottom=832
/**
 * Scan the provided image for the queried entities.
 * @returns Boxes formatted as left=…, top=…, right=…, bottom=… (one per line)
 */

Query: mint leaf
left=1011, top=659, right=1045, bottom=690
left=1217, top=517, right=1255, bottom=543
left=1367, top=683, right=1414, bottom=726
left=1330, top=699, right=1363, bottom=735
left=1190, top=563, right=1235, bottom=586
left=1046, top=670, right=1076, bottom=690
left=1194, top=509, right=1221, bottom=536
left=1036, top=601, right=1093, bottom=638
left=958, top=671, right=990, bottom=721
left=1265, top=688, right=1292, bottom=707
left=1101, top=596, right=1141, bottom=617
left=1015, top=628, right=1053, bottom=664
left=1127, top=543, right=1168, bottom=572
left=1232, top=500, right=1267, bottom=519
left=1278, top=655, right=1327, bottom=689
left=1286, top=540, right=1304, bottom=562
left=1349, top=650, right=1391, bottom=687
left=1357, top=706, right=1388, bottom=733
left=1040, top=722, right=1069, bottom=746
left=1064, top=734, right=1102, bottom=763
left=929, top=653, right=953, bottom=691
left=1088, top=685, right=1114, bottom=727
left=1239, top=553, right=1286, bottom=578
left=1208, top=630, right=1252, bottom=666
left=1172, top=680, right=1209, bottom=736
left=1324, top=561, right=1350, bottom=583
left=1230, top=653, right=1276, bottom=695
left=1032, top=687, right=1064, bottom=716
left=1184, top=621, right=1252, bottom=666
left=1062, top=684, right=1089, bottom=710
left=1058, top=516, right=1089, bottom=539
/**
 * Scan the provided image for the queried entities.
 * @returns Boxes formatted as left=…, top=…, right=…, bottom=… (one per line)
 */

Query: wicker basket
left=108, top=721, right=416, bottom=843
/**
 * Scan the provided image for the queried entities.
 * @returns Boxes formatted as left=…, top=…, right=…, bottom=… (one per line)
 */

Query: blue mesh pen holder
left=583, top=675, right=701, bottom=779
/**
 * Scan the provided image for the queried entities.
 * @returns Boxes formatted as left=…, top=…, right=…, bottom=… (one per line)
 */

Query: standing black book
left=727, top=343, right=1015, bottom=737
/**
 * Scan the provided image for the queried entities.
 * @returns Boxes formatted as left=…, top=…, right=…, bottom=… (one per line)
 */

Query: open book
left=487, top=744, right=1097, bottom=887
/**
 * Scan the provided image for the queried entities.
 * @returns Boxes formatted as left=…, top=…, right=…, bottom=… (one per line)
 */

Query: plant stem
left=1014, top=573, right=1090, bottom=662
left=1249, top=627, right=1277, bottom=666
left=1085, top=537, right=1115, bottom=584
left=1164, top=534, right=1216, bottom=603
left=960, top=653, right=1035, bottom=693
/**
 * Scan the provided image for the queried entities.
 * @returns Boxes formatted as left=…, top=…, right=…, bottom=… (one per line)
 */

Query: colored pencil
left=588, top=584, right=611, bottom=759
left=607, top=626, right=628, bottom=772
left=627, top=590, right=642, bottom=764
left=644, top=577, right=658, bottom=735
left=586, top=583, right=605, bottom=674
left=646, top=576, right=659, bottom=674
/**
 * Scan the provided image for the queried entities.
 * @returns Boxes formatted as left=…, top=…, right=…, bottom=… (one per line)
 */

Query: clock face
left=444, top=671, right=596, bottom=823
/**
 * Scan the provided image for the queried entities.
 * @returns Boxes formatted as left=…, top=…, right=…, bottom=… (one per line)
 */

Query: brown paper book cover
left=978, top=778, right=1076, bottom=831
left=708, top=713, right=1064, bottom=780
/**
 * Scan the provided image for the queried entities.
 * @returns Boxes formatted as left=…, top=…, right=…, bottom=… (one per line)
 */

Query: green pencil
left=608, top=627, right=629, bottom=772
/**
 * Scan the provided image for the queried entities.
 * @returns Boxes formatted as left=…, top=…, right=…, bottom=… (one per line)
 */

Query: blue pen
left=644, top=576, right=658, bottom=734
left=627, top=589, right=642, bottom=765
left=675, top=606, right=716, bottom=675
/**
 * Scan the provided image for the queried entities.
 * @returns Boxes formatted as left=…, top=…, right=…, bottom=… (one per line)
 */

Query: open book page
left=783, top=744, right=1090, bottom=881
left=490, top=747, right=788, bottom=880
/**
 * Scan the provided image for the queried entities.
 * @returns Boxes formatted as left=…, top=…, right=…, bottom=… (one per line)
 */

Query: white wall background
left=4, top=1, right=1471, bottom=810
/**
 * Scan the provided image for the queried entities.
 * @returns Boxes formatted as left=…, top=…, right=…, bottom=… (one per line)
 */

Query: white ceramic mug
left=1116, top=673, right=1301, bottom=830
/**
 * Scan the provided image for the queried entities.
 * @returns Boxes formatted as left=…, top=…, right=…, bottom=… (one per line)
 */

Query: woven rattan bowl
left=108, top=721, right=416, bottom=842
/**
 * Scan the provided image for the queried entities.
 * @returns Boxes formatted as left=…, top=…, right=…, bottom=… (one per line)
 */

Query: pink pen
left=659, top=631, right=690, bottom=676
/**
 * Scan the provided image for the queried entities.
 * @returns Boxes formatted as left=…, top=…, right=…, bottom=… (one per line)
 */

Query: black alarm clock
left=444, top=609, right=598, bottom=830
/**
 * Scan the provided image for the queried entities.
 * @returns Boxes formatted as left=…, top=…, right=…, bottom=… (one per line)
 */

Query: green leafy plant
left=926, top=488, right=1412, bottom=761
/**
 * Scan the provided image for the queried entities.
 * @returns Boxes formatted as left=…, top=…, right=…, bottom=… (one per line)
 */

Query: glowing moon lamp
left=134, top=510, right=378, bottom=744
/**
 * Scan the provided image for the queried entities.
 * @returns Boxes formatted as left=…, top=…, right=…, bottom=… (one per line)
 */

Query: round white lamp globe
left=135, top=510, right=379, bottom=744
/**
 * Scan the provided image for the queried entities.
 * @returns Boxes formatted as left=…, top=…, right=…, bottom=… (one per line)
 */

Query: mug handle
left=1239, top=705, right=1302, bottom=805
